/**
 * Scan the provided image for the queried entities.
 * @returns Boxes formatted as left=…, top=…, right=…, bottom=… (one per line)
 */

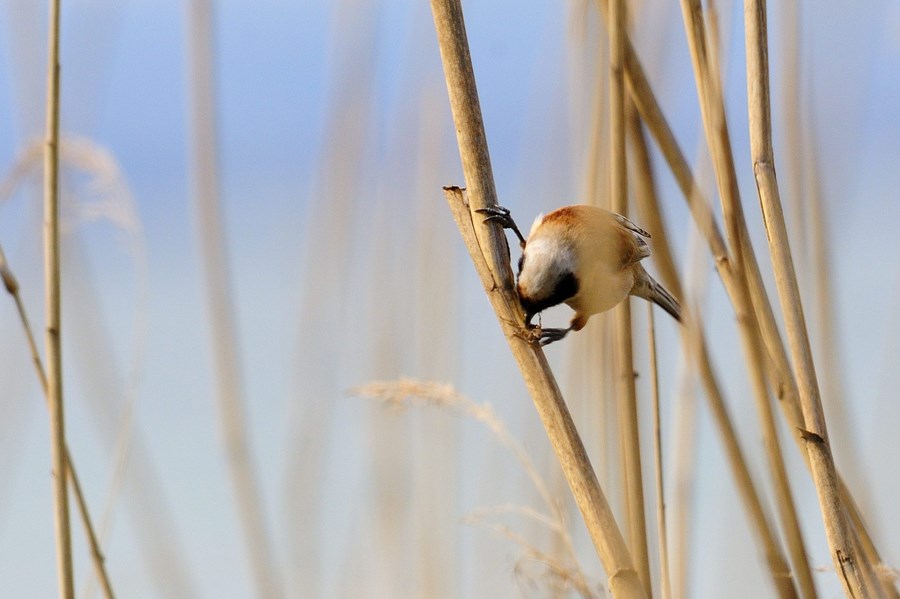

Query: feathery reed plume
left=185, top=2, right=283, bottom=596
left=469, top=513, right=598, bottom=599
left=354, top=379, right=596, bottom=598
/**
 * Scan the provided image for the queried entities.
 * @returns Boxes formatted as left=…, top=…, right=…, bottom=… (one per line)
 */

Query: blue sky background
left=0, top=0, right=898, bottom=597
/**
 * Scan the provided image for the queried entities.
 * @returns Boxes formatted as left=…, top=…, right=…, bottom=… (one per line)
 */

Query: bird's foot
left=476, top=205, right=526, bottom=247
left=537, top=327, right=571, bottom=346
left=475, top=205, right=511, bottom=221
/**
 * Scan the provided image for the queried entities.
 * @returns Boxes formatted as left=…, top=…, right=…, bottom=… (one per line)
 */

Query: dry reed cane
left=601, top=2, right=799, bottom=593
left=430, top=9, right=647, bottom=585
left=781, top=10, right=887, bottom=590
left=609, top=0, right=652, bottom=594
left=430, top=10, right=647, bottom=597
left=677, top=2, right=828, bottom=595
left=678, top=12, right=816, bottom=595
left=606, top=15, right=892, bottom=588
left=42, top=0, right=74, bottom=595
left=743, top=2, right=872, bottom=596
left=577, top=28, right=617, bottom=496
left=623, top=99, right=796, bottom=599
left=645, top=304, right=671, bottom=599
left=443, top=186, right=645, bottom=598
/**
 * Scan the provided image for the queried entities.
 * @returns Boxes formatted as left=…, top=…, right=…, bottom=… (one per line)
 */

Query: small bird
left=479, top=204, right=682, bottom=345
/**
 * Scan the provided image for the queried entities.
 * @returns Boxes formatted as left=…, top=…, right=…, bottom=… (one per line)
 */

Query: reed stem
left=610, top=0, right=652, bottom=593
left=617, top=9, right=894, bottom=592
left=43, top=0, right=74, bottom=594
left=646, top=304, right=671, bottom=599
left=0, top=244, right=116, bottom=599
left=431, top=5, right=645, bottom=594
left=629, top=101, right=790, bottom=587
left=743, top=2, right=871, bottom=595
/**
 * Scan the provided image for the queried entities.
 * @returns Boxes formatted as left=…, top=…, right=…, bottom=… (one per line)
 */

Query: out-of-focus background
left=0, top=0, right=898, bottom=597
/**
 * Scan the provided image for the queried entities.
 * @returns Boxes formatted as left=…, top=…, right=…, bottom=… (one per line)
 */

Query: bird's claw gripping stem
left=536, top=327, right=571, bottom=346
left=476, top=205, right=526, bottom=248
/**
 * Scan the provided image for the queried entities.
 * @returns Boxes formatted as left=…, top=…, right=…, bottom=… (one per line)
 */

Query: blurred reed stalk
left=185, top=2, right=284, bottom=597
left=609, top=0, right=651, bottom=594
left=431, top=2, right=645, bottom=594
left=645, top=304, right=670, bottom=599
left=574, top=18, right=617, bottom=503
left=742, top=2, right=873, bottom=595
left=365, top=205, right=412, bottom=596
left=283, top=0, right=380, bottom=592
left=42, top=0, right=74, bottom=595
left=0, top=244, right=116, bottom=599
left=411, top=90, right=460, bottom=598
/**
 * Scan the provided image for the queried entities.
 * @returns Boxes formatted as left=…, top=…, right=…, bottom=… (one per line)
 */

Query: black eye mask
left=519, top=270, right=579, bottom=325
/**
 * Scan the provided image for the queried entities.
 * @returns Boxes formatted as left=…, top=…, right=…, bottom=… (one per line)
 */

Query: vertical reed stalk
left=693, top=17, right=814, bottom=594
left=431, top=4, right=645, bottom=595
left=186, top=2, right=283, bottom=597
left=779, top=0, right=808, bottom=274
left=578, top=33, right=615, bottom=493
left=676, top=2, right=815, bottom=595
left=43, top=0, right=74, bottom=595
left=610, top=0, right=651, bottom=594
left=629, top=97, right=789, bottom=592
left=646, top=304, right=671, bottom=599
left=743, top=2, right=870, bottom=595
left=785, top=14, right=883, bottom=587
left=608, top=3, right=795, bottom=595
left=600, top=14, right=891, bottom=587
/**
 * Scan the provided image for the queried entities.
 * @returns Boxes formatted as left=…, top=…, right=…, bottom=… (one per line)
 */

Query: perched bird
left=479, top=204, right=681, bottom=345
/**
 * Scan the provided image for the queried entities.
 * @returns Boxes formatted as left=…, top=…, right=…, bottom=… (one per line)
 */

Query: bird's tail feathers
left=632, top=266, right=682, bottom=322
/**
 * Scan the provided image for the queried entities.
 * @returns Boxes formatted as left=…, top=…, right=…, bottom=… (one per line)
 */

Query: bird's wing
left=613, top=216, right=651, bottom=267
left=612, top=213, right=651, bottom=238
